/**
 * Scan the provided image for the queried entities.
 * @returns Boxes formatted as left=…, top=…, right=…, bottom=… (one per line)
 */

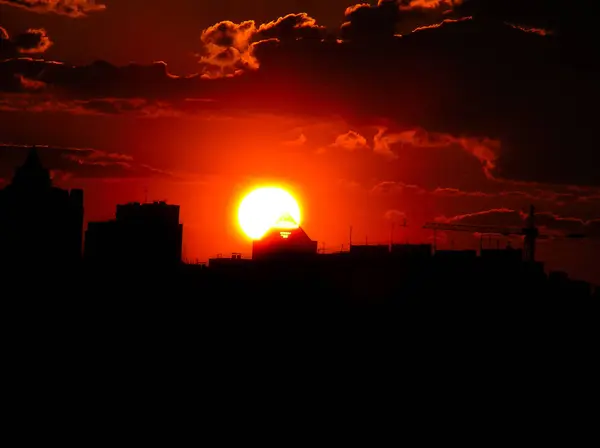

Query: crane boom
left=422, top=205, right=591, bottom=262
left=424, top=205, right=539, bottom=262
left=422, top=222, right=525, bottom=236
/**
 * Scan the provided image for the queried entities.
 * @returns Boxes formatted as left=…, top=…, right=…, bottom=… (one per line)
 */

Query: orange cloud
left=505, top=23, right=552, bottom=36
left=401, top=0, right=463, bottom=11
left=0, top=0, right=106, bottom=17
left=412, top=16, right=472, bottom=32
left=332, top=131, right=369, bottom=152
left=0, top=27, right=53, bottom=58
left=198, top=13, right=324, bottom=78
left=372, top=127, right=499, bottom=174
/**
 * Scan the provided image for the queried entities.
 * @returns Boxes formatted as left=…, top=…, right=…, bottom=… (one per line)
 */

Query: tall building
left=85, top=201, right=183, bottom=268
left=0, top=147, right=84, bottom=268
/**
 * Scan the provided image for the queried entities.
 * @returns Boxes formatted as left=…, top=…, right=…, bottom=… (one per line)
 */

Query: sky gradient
left=1, top=0, right=599, bottom=283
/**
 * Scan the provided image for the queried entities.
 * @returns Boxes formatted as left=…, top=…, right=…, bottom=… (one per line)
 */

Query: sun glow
left=238, top=187, right=301, bottom=240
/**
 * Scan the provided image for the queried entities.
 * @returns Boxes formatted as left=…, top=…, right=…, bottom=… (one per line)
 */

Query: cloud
left=372, top=127, right=450, bottom=159
left=341, top=1, right=402, bottom=41
left=197, top=20, right=259, bottom=78
left=197, top=13, right=325, bottom=77
left=412, top=16, right=472, bottom=32
left=341, top=0, right=462, bottom=40
left=402, top=0, right=462, bottom=9
left=366, top=179, right=600, bottom=208
left=325, top=130, right=369, bottom=153
left=441, top=208, right=516, bottom=224
left=0, top=144, right=174, bottom=180
left=371, top=127, right=499, bottom=173
left=0, top=7, right=599, bottom=188
left=432, top=188, right=492, bottom=198
left=505, top=23, right=552, bottom=37
left=282, top=133, right=307, bottom=147
left=0, top=0, right=106, bottom=17
left=373, top=128, right=401, bottom=159
left=453, top=0, right=586, bottom=38
left=318, top=126, right=499, bottom=168
left=371, top=181, right=426, bottom=195
left=255, top=12, right=327, bottom=41
left=0, top=27, right=52, bottom=58
left=384, top=209, right=407, bottom=222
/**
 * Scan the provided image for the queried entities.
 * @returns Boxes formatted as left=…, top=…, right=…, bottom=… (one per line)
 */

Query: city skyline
left=1, top=1, right=599, bottom=284
left=0, top=144, right=597, bottom=303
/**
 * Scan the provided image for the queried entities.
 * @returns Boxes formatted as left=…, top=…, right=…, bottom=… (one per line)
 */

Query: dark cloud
left=0, top=144, right=174, bottom=180
left=454, top=0, right=596, bottom=37
left=0, top=4, right=599, bottom=188
left=255, top=12, right=327, bottom=41
left=197, top=13, right=326, bottom=77
left=341, top=0, right=462, bottom=40
left=341, top=1, right=402, bottom=41
left=0, top=26, right=52, bottom=58
left=0, top=0, right=106, bottom=17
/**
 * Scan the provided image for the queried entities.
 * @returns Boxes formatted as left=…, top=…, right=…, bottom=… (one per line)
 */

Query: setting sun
left=238, top=187, right=301, bottom=240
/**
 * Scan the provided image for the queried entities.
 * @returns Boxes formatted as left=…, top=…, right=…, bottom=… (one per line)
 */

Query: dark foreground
left=2, top=260, right=597, bottom=443
left=3, top=258, right=597, bottom=319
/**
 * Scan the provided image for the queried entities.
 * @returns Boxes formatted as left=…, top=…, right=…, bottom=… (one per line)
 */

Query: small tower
left=11, top=146, right=52, bottom=191
left=523, top=204, right=538, bottom=263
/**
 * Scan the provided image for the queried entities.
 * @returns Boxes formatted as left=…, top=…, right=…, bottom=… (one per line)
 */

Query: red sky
left=1, top=0, right=599, bottom=284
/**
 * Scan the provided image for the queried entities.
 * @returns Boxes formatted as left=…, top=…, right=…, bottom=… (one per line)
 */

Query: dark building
left=252, top=226, right=318, bottom=260
left=0, top=147, right=84, bottom=268
left=209, top=253, right=252, bottom=271
left=480, top=248, right=524, bottom=264
left=435, top=250, right=478, bottom=263
left=85, top=201, right=183, bottom=268
left=391, top=244, right=432, bottom=259
left=349, top=244, right=389, bottom=257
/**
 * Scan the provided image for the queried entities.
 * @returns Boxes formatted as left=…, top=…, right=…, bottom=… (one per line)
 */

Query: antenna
left=349, top=225, right=353, bottom=248
left=390, top=222, right=395, bottom=250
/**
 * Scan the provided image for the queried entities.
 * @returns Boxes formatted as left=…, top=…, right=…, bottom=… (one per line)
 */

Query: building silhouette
left=252, top=225, right=318, bottom=260
left=0, top=150, right=595, bottom=301
left=84, top=201, right=183, bottom=269
left=0, top=147, right=84, bottom=268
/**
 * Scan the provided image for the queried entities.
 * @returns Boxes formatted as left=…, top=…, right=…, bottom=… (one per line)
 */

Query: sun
left=238, top=187, right=301, bottom=240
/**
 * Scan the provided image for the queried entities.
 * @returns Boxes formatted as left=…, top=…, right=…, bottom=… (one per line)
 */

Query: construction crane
left=423, top=205, right=586, bottom=263
left=390, top=217, right=408, bottom=247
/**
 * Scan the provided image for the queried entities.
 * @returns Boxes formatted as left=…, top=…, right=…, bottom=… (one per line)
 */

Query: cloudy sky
left=1, top=0, right=599, bottom=283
